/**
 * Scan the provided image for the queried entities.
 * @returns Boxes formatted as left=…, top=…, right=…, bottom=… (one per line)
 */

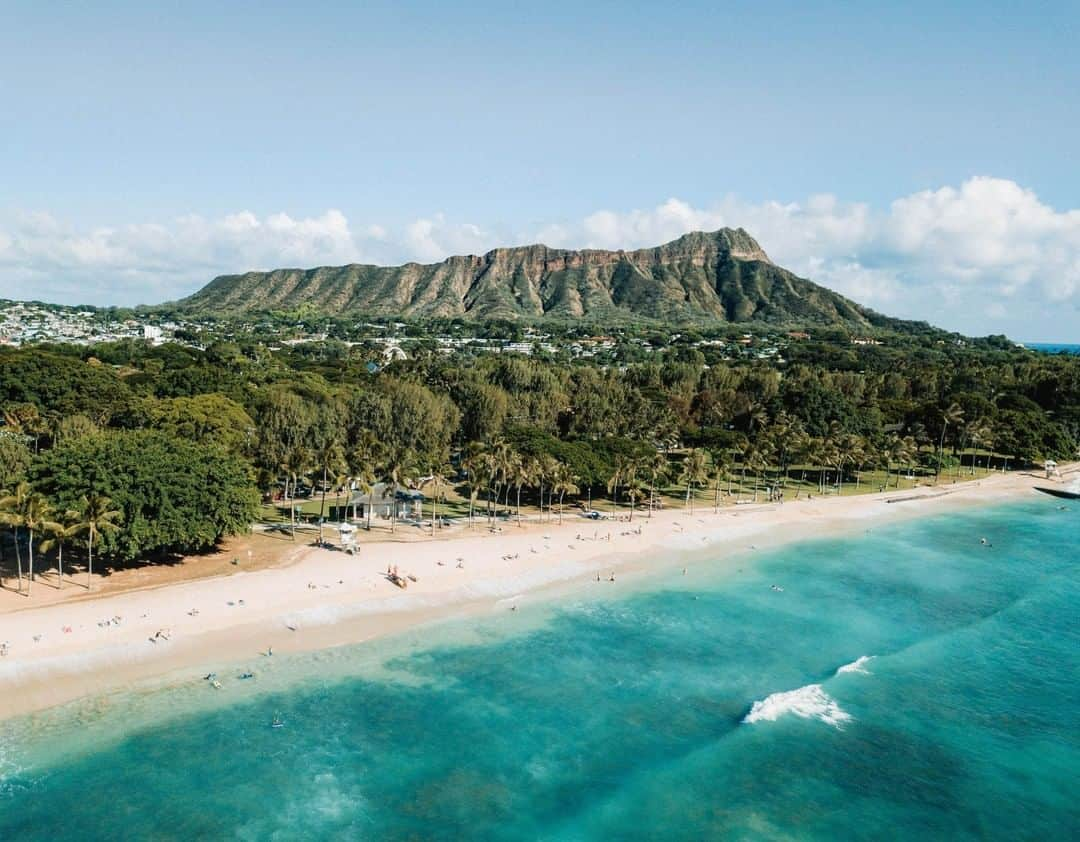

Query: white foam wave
left=743, top=684, right=851, bottom=727
left=836, top=655, right=874, bottom=675
left=0, top=740, right=26, bottom=797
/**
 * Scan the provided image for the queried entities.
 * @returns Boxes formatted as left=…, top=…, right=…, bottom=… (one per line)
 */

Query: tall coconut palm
left=747, top=403, right=768, bottom=436
left=936, top=402, right=964, bottom=481
left=900, top=436, right=919, bottom=486
left=16, top=491, right=60, bottom=596
left=884, top=434, right=911, bottom=489
left=0, top=481, right=31, bottom=593
left=742, top=444, right=771, bottom=502
left=509, top=456, right=533, bottom=525
left=75, top=493, right=121, bottom=591
left=39, top=510, right=78, bottom=589
left=709, top=450, right=731, bottom=512
left=280, top=444, right=312, bottom=540
left=679, top=449, right=709, bottom=514
left=622, top=457, right=648, bottom=522
left=980, top=421, right=998, bottom=472
left=967, top=419, right=992, bottom=476
left=818, top=438, right=840, bottom=494
left=647, top=451, right=668, bottom=518
left=606, top=459, right=627, bottom=517
left=461, top=441, right=487, bottom=529
left=552, top=465, right=579, bottom=525
left=421, top=463, right=451, bottom=536
left=349, top=431, right=382, bottom=528
left=313, top=437, right=347, bottom=546
left=382, top=447, right=417, bottom=534
left=839, top=434, right=867, bottom=493
left=485, top=440, right=513, bottom=524
left=536, top=454, right=559, bottom=523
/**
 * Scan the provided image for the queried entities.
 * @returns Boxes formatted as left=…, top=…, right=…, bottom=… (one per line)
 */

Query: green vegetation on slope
left=172, top=229, right=917, bottom=330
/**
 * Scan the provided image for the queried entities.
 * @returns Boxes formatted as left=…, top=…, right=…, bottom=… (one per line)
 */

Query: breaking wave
left=743, top=684, right=851, bottom=727
left=837, top=655, right=874, bottom=675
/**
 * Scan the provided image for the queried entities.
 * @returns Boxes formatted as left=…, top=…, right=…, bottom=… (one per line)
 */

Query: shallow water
left=2, top=498, right=1078, bottom=839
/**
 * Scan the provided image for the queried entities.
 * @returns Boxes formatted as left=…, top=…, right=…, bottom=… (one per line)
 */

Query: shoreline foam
left=0, top=468, right=1070, bottom=721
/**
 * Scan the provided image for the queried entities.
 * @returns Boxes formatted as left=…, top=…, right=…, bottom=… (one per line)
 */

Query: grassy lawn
left=258, top=453, right=1005, bottom=529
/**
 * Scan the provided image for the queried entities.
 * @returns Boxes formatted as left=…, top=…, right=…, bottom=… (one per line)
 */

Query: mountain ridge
left=174, top=228, right=907, bottom=329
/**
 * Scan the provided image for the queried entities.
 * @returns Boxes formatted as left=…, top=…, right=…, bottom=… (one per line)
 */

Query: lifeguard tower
left=339, top=522, right=358, bottom=555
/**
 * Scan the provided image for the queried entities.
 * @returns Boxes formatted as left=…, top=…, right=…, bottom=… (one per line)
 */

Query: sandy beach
left=1, top=467, right=1074, bottom=721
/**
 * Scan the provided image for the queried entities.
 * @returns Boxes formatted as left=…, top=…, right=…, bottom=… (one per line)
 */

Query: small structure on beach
left=345, top=483, right=426, bottom=522
left=339, top=522, right=358, bottom=554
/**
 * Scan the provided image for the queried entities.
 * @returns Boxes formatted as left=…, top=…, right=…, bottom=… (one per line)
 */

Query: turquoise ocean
left=1, top=497, right=1077, bottom=840
left=1027, top=343, right=1080, bottom=355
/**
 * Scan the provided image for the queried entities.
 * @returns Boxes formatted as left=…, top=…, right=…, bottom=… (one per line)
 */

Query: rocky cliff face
left=175, top=228, right=889, bottom=327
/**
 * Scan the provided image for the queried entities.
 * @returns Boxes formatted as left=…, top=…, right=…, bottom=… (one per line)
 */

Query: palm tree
left=709, top=451, right=730, bottom=512
left=536, top=454, right=559, bottom=523
left=979, top=421, right=998, bottom=473
left=313, top=437, right=347, bottom=546
left=818, top=437, right=840, bottom=494
left=885, top=434, right=912, bottom=489
left=967, top=419, right=992, bottom=476
left=349, top=431, right=382, bottom=527
left=75, top=493, right=121, bottom=591
left=484, top=440, right=513, bottom=524
left=606, top=459, right=627, bottom=517
left=382, top=447, right=417, bottom=534
left=421, top=463, right=451, bottom=536
left=743, top=444, right=771, bottom=502
left=679, top=449, right=709, bottom=514
left=622, top=457, right=647, bottom=522
left=936, top=402, right=964, bottom=481
left=39, top=510, right=78, bottom=589
left=647, top=451, right=668, bottom=518
left=461, top=441, right=487, bottom=529
left=840, top=434, right=867, bottom=493
left=900, top=435, right=919, bottom=486
left=552, top=465, right=579, bottom=525
left=350, top=463, right=377, bottom=529
left=280, top=444, right=311, bottom=540
left=509, top=455, right=532, bottom=525
left=747, top=403, right=768, bottom=436
left=0, top=481, right=30, bottom=593
left=12, top=491, right=60, bottom=596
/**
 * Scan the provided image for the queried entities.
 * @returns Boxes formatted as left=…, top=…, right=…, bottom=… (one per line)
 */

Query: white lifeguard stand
left=1045, top=459, right=1060, bottom=479
left=339, top=522, right=358, bottom=555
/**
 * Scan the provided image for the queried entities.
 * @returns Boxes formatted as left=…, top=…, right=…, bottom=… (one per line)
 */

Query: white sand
left=0, top=468, right=1067, bottom=719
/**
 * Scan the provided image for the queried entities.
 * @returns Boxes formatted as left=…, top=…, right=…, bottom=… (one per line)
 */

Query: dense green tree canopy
left=31, top=430, right=259, bottom=561
left=2, top=329, right=1078, bottom=572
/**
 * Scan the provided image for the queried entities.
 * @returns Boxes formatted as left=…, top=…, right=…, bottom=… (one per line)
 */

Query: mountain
left=173, top=229, right=903, bottom=328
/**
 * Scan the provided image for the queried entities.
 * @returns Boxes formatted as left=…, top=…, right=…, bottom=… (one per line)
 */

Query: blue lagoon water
left=1026, top=342, right=1080, bottom=355
left=2, top=498, right=1078, bottom=839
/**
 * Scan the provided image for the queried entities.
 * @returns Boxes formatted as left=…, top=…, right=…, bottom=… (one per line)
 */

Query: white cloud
left=2, top=177, right=1078, bottom=338
left=533, top=177, right=1080, bottom=336
left=0, top=208, right=367, bottom=304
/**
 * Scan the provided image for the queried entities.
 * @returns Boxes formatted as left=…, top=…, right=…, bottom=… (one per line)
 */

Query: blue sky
left=2, top=0, right=1078, bottom=339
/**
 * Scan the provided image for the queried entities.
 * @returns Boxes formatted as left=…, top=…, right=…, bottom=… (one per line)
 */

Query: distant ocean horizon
left=1025, top=342, right=1080, bottom=354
